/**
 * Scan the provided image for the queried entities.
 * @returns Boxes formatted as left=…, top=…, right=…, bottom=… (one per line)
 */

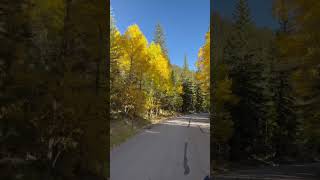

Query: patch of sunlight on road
left=162, top=119, right=190, bottom=126
left=162, top=119, right=210, bottom=128
left=177, top=116, right=209, bottom=120
left=144, top=130, right=160, bottom=134
left=189, top=121, right=210, bottom=128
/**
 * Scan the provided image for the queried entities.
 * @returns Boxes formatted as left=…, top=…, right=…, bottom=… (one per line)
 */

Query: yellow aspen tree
left=196, top=31, right=210, bottom=101
left=118, top=24, right=149, bottom=116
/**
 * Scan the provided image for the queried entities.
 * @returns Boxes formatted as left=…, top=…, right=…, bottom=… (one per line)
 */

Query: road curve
left=110, top=113, right=210, bottom=180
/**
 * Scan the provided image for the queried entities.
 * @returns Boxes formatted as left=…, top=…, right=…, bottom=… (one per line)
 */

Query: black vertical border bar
left=106, top=0, right=111, bottom=178
left=209, top=0, right=214, bottom=177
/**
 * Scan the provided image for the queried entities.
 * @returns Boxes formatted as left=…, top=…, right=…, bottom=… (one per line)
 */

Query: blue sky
left=111, top=0, right=210, bottom=70
left=213, top=0, right=278, bottom=29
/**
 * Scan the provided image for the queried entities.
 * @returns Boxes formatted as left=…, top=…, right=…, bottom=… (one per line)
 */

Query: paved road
left=110, top=113, right=210, bottom=180
left=214, top=163, right=320, bottom=180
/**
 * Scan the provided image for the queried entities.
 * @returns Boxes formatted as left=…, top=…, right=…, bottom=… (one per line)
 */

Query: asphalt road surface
left=110, top=113, right=210, bottom=180
left=214, top=163, right=320, bottom=180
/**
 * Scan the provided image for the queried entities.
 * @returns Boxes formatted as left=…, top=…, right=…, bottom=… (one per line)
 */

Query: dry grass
left=110, top=111, right=181, bottom=149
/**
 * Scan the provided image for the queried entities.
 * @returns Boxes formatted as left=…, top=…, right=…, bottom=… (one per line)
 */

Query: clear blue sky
left=213, top=0, right=278, bottom=29
left=111, top=0, right=210, bottom=70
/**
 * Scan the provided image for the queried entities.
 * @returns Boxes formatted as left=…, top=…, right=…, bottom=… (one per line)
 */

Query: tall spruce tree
left=154, top=23, right=170, bottom=61
left=195, top=83, right=204, bottom=112
left=224, top=0, right=269, bottom=160
left=182, top=54, right=190, bottom=80
left=181, top=79, right=193, bottom=113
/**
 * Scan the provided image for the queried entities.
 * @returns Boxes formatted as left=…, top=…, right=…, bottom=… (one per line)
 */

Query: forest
left=1, top=0, right=319, bottom=179
left=0, top=1, right=210, bottom=179
left=110, top=10, right=210, bottom=146
left=212, top=0, right=320, bottom=171
left=1, top=0, right=108, bottom=179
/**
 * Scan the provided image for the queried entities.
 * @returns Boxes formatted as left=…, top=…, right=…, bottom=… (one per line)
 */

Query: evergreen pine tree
left=181, top=79, right=193, bottom=113
left=224, top=0, right=269, bottom=159
left=195, top=83, right=204, bottom=112
left=182, top=54, right=189, bottom=80
left=154, top=23, right=170, bottom=62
